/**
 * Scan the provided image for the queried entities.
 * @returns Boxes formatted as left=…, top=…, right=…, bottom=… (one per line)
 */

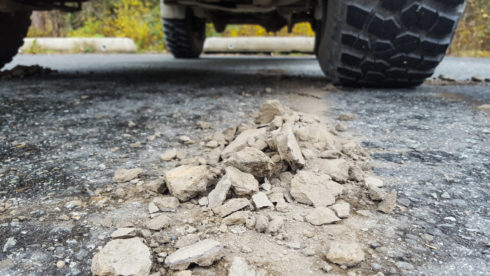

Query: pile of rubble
left=91, top=100, right=396, bottom=275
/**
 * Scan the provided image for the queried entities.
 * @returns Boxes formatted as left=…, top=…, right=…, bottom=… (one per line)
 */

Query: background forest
left=27, top=0, right=489, bottom=56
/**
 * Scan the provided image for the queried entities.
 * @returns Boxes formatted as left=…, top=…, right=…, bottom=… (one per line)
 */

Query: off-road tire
left=316, top=0, right=465, bottom=87
left=0, top=12, right=31, bottom=69
left=163, top=12, right=205, bottom=59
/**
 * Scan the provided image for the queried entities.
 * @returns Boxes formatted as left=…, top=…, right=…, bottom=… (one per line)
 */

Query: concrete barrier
left=20, top=37, right=138, bottom=53
left=203, top=37, right=314, bottom=53
left=20, top=37, right=314, bottom=54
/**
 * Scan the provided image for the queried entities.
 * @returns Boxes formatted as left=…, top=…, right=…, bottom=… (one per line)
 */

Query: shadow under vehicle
left=0, top=0, right=466, bottom=87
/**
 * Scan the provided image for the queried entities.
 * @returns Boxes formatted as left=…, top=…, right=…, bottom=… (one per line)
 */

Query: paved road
left=5, top=54, right=490, bottom=80
left=0, top=54, right=489, bottom=275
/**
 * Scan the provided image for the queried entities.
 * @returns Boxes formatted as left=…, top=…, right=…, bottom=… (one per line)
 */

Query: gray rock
left=338, top=113, right=356, bottom=121
left=144, top=178, right=166, bottom=194
left=290, top=171, right=343, bottom=207
left=225, top=147, right=274, bottom=178
left=273, top=123, right=305, bottom=170
left=198, top=197, right=209, bottom=206
left=228, top=256, right=256, bottom=276
left=160, top=149, right=178, bottom=161
left=441, top=192, right=451, bottom=199
left=164, top=165, right=215, bottom=201
left=331, top=202, right=350, bottom=218
left=364, top=176, right=384, bottom=188
left=2, top=237, right=16, bottom=252
left=207, top=173, right=233, bottom=208
left=221, top=128, right=267, bottom=159
left=222, top=211, right=255, bottom=226
left=91, top=237, right=152, bottom=276
left=197, top=120, right=213, bottom=129
left=305, top=207, right=340, bottom=226
left=251, top=192, right=273, bottom=209
left=367, top=184, right=387, bottom=201
left=165, top=239, right=224, bottom=270
left=152, top=196, right=180, bottom=211
left=266, top=215, right=284, bottom=234
left=294, top=124, right=339, bottom=151
left=254, top=215, right=269, bottom=233
left=326, top=241, right=365, bottom=267
left=175, top=234, right=200, bottom=249
left=306, top=159, right=350, bottom=183
left=395, top=261, right=415, bottom=270
left=148, top=202, right=159, bottom=214
left=212, top=198, right=250, bottom=217
left=335, top=123, right=347, bottom=132
left=146, top=214, right=171, bottom=230
left=348, top=166, right=364, bottom=182
left=110, top=228, right=138, bottom=239
left=225, top=167, right=259, bottom=196
left=378, top=190, right=397, bottom=214
left=113, top=168, right=144, bottom=183
left=254, top=100, right=287, bottom=124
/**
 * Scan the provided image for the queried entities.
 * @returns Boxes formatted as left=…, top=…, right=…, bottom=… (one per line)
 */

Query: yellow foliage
left=28, top=0, right=488, bottom=55
left=68, top=0, right=163, bottom=51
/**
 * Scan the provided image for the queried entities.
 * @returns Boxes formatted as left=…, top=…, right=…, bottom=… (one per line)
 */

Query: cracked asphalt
left=1, top=54, right=489, bottom=275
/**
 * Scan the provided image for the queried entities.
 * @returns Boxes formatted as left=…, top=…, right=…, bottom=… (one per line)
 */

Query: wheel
left=163, top=10, right=205, bottom=59
left=316, top=0, right=466, bottom=87
left=0, top=11, right=31, bottom=69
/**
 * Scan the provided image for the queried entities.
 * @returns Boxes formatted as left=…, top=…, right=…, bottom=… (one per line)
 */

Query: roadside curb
left=20, top=37, right=138, bottom=53
left=203, top=37, right=314, bottom=53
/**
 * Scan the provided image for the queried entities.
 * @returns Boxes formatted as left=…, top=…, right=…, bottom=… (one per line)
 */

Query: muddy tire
left=163, top=11, right=205, bottom=59
left=316, top=0, right=465, bottom=87
left=0, top=12, right=31, bottom=69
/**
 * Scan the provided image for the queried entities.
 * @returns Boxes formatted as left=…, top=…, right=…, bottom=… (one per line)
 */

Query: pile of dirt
left=0, top=65, right=55, bottom=79
left=92, top=100, right=396, bottom=275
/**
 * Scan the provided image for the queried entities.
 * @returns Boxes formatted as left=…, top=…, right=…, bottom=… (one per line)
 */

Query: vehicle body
left=1, top=0, right=466, bottom=87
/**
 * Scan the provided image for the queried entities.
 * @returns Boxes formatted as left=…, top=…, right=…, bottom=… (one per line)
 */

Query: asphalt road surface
left=0, top=54, right=489, bottom=275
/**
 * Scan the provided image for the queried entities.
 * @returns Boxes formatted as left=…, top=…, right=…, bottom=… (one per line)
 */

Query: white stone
left=307, top=159, right=350, bottom=183
left=164, top=165, right=215, bottom=201
left=305, top=207, right=340, bottom=226
left=331, top=202, right=350, bottom=218
left=367, top=184, right=387, bottom=201
left=267, top=215, right=284, bottom=234
left=222, top=211, right=254, bottom=226
left=326, top=241, right=365, bottom=266
left=111, top=228, right=138, bottom=239
left=254, top=100, right=287, bottom=124
left=212, top=198, right=250, bottom=218
left=273, top=123, right=305, bottom=170
left=197, top=121, right=213, bottom=129
left=146, top=214, right=171, bottom=230
left=144, top=178, right=165, bottom=193
left=113, top=168, right=144, bottom=183
left=91, top=238, right=152, bottom=276
left=160, top=149, right=182, bottom=161
left=294, top=124, right=339, bottom=151
left=221, top=128, right=267, bottom=159
left=290, top=171, right=343, bottom=207
left=254, top=215, right=269, bottom=233
left=148, top=202, right=159, bottom=214
left=225, top=167, right=259, bottom=196
left=207, top=173, right=233, bottom=208
left=364, top=176, right=384, bottom=188
left=251, top=192, right=273, bottom=209
left=165, top=239, right=224, bottom=270
left=228, top=256, right=256, bottom=276
left=378, top=190, right=397, bottom=214
left=152, top=196, right=180, bottom=211
left=198, top=197, right=209, bottom=206
left=225, top=147, right=273, bottom=178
